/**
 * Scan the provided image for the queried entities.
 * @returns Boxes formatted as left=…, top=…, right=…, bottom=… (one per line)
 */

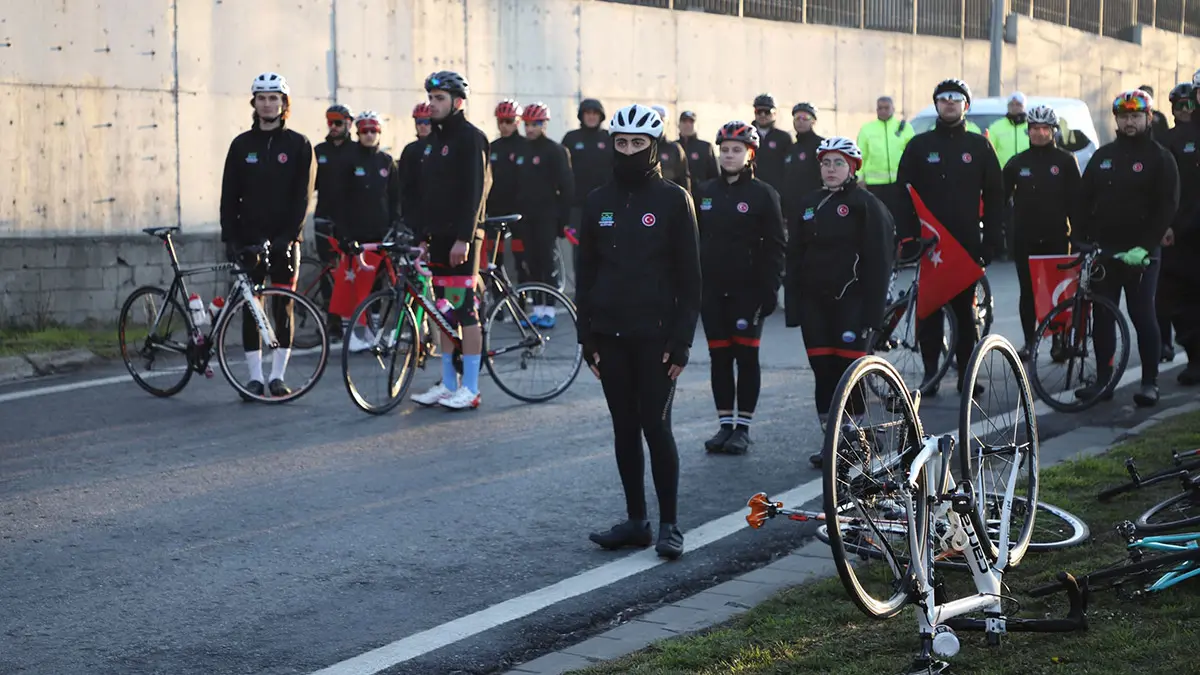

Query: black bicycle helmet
left=933, top=78, right=972, bottom=105
left=326, top=104, right=353, bottom=120
left=753, top=93, right=777, bottom=110
left=577, top=98, right=606, bottom=122
left=424, top=71, right=469, bottom=99
left=1170, top=82, right=1195, bottom=107
left=791, top=102, right=818, bottom=118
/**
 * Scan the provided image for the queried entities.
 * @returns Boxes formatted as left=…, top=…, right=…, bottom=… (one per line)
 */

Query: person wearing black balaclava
left=562, top=98, right=613, bottom=237
left=576, top=104, right=701, bottom=561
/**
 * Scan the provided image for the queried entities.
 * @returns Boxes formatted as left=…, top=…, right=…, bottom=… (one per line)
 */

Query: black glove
left=665, top=343, right=690, bottom=369
left=581, top=337, right=599, bottom=370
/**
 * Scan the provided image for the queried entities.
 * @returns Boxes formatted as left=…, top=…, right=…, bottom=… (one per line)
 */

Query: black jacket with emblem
left=895, top=120, right=1004, bottom=258
left=1002, top=143, right=1082, bottom=247
left=782, top=130, right=824, bottom=225
left=313, top=138, right=353, bottom=221
left=576, top=170, right=702, bottom=351
left=520, top=135, right=574, bottom=225
left=753, top=125, right=793, bottom=195
left=487, top=133, right=528, bottom=216
left=562, top=126, right=613, bottom=207
left=658, top=140, right=692, bottom=193
left=397, top=137, right=426, bottom=219
left=694, top=168, right=786, bottom=309
left=1076, top=133, right=1179, bottom=253
left=1164, top=120, right=1200, bottom=242
left=680, top=135, right=719, bottom=188
left=338, top=142, right=401, bottom=243
left=785, top=182, right=895, bottom=329
left=220, top=124, right=316, bottom=245
left=404, top=111, right=491, bottom=241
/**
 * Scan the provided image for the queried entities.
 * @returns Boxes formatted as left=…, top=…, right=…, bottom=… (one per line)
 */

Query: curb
left=0, top=349, right=101, bottom=383
left=502, top=399, right=1200, bottom=675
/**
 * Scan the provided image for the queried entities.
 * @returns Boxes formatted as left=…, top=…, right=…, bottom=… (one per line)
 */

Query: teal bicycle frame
left=1130, top=533, right=1200, bottom=592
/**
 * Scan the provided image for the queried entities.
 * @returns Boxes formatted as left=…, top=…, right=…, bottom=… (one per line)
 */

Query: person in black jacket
left=1161, top=82, right=1200, bottom=384
left=751, top=93, right=793, bottom=194
left=1002, top=104, right=1082, bottom=359
left=1076, top=89, right=1180, bottom=407
left=1140, top=85, right=1171, bottom=140
left=696, top=121, right=785, bottom=456
left=678, top=110, right=719, bottom=189
left=219, top=71, right=316, bottom=400
left=651, top=105, right=692, bottom=192
left=313, top=103, right=355, bottom=338
left=405, top=71, right=493, bottom=411
left=782, top=102, right=824, bottom=227
left=577, top=104, right=701, bottom=560
left=398, top=102, right=433, bottom=221
left=487, top=99, right=529, bottom=281
left=519, top=102, right=574, bottom=328
left=562, top=99, right=612, bottom=233
left=895, top=78, right=1003, bottom=396
left=785, top=137, right=894, bottom=468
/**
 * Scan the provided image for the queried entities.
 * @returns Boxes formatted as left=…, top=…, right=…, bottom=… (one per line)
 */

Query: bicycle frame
left=1130, top=534, right=1200, bottom=592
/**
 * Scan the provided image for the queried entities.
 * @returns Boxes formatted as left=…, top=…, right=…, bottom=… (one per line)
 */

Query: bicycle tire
left=975, top=275, right=994, bottom=337
left=1030, top=292, right=1129, bottom=413
left=215, top=286, right=329, bottom=404
left=959, top=334, right=1039, bottom=567
left=294, top=256, right=333, bottom=349
left=118, top=285, right=194, bottom=397
left=484, top=282, right=582, bottom=403
left=822, top=356, right=925, bottom=620
left=1135, top=490, right=1200, bottom=534
left=871, top=300, right=957, bottom=397
left=342, top=289, right=419, bottom=415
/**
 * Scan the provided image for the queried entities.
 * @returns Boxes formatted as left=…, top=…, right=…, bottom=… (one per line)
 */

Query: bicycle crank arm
left=949, top=572, right=1087, bottom=633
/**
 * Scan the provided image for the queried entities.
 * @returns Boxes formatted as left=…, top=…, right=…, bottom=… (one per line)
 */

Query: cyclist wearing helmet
left=782, top=102, right=824, bottom=227
left=786, top=137, right=894, bottom=468
left=1139, top=85, right=1171, bottom=139
left=895, top=77, right=1003, bottom=396
left=562, top=98, right=613, bottom=235
left=314, top=103, right=355, bottom=338
left=340, top=111, right=401, bottom=244
left=487, top=99, right=528, bottom=277
left=695, top=121, right=785, bottom=456
left=1075, top=89, right=1180, bottom=406
left=519, top=102, right=574, bottom=328
left=751, top=93, right=793, bottom=194
left=650, top=105, right=692, bottom=192
left=398, top=102, right=433, bottom=219
left=576, top=104, right=701, bottom=560
left=1169, top=83, right=1194, bottom=126
left=406, top=70, right=493, bottom=411
left=1159, top=82, right=1199, bottom=367
left=1002, top=104, right=1082, bottom=360
left=219, top=71, right=316, bottom=400
left=678, top=110, right=719, bottom=188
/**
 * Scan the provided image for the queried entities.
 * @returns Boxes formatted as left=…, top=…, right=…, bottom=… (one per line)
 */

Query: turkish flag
left=329, top=251, right=383, bottom=319
left=908, top=185, right=985, bottom=320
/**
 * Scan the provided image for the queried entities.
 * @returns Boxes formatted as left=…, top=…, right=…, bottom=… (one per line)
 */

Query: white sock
left=246, top=350, right=264, bottom=383
left=271, top=348, right=291, bottom=382
left=532, top=305, right=545, bottom=318
left=545, top=305, right=557, bottom=318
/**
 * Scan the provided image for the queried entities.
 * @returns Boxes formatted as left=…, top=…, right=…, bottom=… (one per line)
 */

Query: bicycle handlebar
left=895, top=235, right=939, bottom=267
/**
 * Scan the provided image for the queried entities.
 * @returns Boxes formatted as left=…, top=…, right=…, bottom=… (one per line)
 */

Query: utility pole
left=987, top=0, right=1004, bottom=97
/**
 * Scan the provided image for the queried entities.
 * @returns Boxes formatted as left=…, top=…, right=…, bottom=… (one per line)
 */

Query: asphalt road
left=1, top=262, right=1194, bottom=675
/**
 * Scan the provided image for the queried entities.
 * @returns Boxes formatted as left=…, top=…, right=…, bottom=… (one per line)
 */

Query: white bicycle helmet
left=1026, top=105, right=1058, bottom=127
left=610, top=104, right=664, bottom=138
left=1192, top=68, right=1200, bottom=87
left=816, top=136, right=863, bottom=171
left=251, top=72, right=290, bottom=96
left=355, top=110, right=382, bottom=126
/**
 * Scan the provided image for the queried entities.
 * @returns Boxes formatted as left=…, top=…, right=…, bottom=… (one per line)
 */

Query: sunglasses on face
left=415, top=120, right=432, bottom=126
left=358, top=128, right=380, bottom=135
left=327, top=119, right=346, bottom=127
left=936, top=93, right=967, bottom=103
left=526, top=120, right=545, bottom=127
left=754, top=108, right=772, bottom=115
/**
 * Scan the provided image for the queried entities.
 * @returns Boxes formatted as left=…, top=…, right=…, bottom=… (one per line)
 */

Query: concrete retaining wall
left=1, top=0, right=1197, bottom=326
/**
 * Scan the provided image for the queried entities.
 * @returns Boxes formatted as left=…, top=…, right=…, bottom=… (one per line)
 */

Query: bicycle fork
left=238, top=278, right=281, bottom=350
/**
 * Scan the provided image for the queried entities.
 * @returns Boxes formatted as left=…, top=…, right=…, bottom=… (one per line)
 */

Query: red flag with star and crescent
left=907, top=184, right=984, bottom=320
left=329, top=251, right=383, bottom=319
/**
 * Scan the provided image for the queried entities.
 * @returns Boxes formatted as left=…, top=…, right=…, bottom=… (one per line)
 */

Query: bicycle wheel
left=550, top=245, right=566, bottom=293
left=975, top=275, right=994, bottom=336
left=1135, top=489, right=1200, bottom=534
left=294, top=256, right=332, bottom=349
left=484, top=282, right=582, bottom=403
left=822, top=356, right=926, bottom=619
left=959, top=334, right=1039, bottom=568
left=872, top=299, right=956, bottom=397
left=215, top=286, right=329, bottom=403
left=1029, top=546, right=1200, bottom=597
left=342, top=289, right=419, bottom=415
left=1029, top=293, right=1129, bottom=413
left=1097, top=458, right=1200, bottom=502
left=118, top=286, right=194, bottom=397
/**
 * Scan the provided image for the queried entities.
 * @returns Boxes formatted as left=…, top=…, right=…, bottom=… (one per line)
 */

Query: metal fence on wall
left=606, top=0, right=1200, bottom=40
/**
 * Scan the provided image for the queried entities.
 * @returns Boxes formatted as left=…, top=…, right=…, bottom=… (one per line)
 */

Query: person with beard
left=856, top=96, right=915, bottom=224
left=487, top=99, right=529, bottom=280
left=782, top=102, right=824, bottom=227
left=751, top=93, right=793, bottom=194
left=398, top=102, right=433, bottom=220
left=678, top=110, right=719, bottom=189
left=695, top=121, right=785, bottom=456
left=1002, top=105, right=1081, bottom=360
left=313, top=103, right=355, bottom=339
left=219, top=72, right=316, bottom=400
left=1158, top=82, right=1198, bottom=366
left=649, top=104, right=692, bottom=192
left=786, top=137, right=894, bottom=468
left=988, top=92, right=1030, bottom=260
left=562, top=99, right=613, bottom=235
left=518, top=102, right=574, bottom=328
left=1075, top=89, right=1179, bottom=407
left=895, top=78, right=1003, bottom=397
left=576, top=104, right=701, bottom=560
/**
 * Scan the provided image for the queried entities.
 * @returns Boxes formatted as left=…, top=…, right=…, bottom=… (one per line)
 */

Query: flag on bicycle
left=907, top=184, right=985, bottom=320
left=1028, top=254, right=1080, bottom=327
left=329, top=251, right=383, bottom=319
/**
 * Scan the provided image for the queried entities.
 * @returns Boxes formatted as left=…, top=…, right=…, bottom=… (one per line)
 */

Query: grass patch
left=576, top=411, right=1200, bottom=675
left=0, top=323, right=121, bottom=359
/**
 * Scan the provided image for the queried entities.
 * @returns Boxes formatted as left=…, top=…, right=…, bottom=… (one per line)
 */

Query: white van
left=909, top=96, right=1100, bottom=171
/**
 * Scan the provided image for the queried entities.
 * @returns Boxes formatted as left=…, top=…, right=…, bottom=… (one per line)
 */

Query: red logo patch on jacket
left=641, top=213, right=656, bottom=227
left=961, top=153, right=972, bottom=163
left=1133, top=162, right=1144, bottom=172
left=836, top=204, right=850, bottom=217
left=278, top=153, right=288, bottom=163
left=737, top=202, right=749, bottom=213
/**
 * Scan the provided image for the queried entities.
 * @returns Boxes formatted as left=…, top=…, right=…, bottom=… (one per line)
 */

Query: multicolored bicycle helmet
left=1113, top=89, right=1153, bottom=114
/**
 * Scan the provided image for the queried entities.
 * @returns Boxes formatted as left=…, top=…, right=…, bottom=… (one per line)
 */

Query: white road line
left=311, top=359, right=1167, bottom=675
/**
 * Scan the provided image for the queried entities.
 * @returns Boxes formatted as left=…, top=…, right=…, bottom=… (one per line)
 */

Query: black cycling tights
left=1093, top=256, right=1161, bottom=384
left=709, top=344, right=761, bottom=416
left=242, top=242, right=299, bottom=351
left=596, top=334, right=679, bottom=524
